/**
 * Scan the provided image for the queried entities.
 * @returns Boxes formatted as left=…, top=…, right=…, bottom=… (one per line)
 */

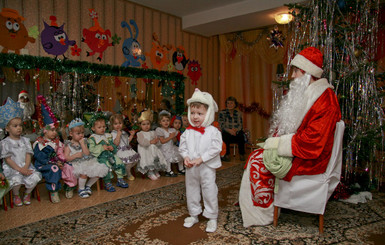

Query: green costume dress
left=88, top=133, right=126, bottom=183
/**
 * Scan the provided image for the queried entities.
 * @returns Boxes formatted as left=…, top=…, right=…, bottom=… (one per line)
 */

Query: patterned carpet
left=1, top=164, right=384, bottom=245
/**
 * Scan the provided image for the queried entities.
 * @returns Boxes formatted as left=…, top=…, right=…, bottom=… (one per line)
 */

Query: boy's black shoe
left=165, top=171, right=178, bottom=177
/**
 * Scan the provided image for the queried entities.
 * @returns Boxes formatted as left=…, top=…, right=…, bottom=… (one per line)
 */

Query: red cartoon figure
left=82, top=9, right=113, bottom=61
left=0, top=8, right=35, bottom=54
left=187, top=60, right=202, bottom=86
left=145, top=33, right=172, bottom=71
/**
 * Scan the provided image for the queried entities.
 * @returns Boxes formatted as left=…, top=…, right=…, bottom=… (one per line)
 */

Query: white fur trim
left=277, top=134, right=294, bottom=157
left=187, top=88, right=218, bottom=127
left=264, top=137, right=280, bottom=150
left=291, top=54, right=323, bottom=78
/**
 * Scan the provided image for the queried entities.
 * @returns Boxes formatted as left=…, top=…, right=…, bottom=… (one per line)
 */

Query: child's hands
left=150, top=137, right=159, bottom=144
left=19, top=166, right=33, bottom=176
left=74, top=152, right=83, bottom=159
left=184, top=157, right=193, bottom=168
left=170, top=132, right=176, bottom=138
left=129, top=130, right=135, bottom=137
left=103, top=145, right=114, bottom=151
left=79, top=138, right=86, bottom=146
left=57, top=161, right=64, bottom=169
left=190, top=157, right=203, bottom=167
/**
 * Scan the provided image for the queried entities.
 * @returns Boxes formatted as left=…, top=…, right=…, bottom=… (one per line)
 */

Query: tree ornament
left=266, top=25, right=285, bottom=49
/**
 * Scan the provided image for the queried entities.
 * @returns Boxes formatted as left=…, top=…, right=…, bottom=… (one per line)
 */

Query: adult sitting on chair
left=218, top=96, right=246, bottom=161
left=239, top=46, right=341, bottom=227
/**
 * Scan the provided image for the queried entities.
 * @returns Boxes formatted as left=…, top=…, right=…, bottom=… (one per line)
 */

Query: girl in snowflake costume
left=64, top=118, right=109, bottom=198
left=110, top=114, right=140, bottom=181
left=156, top=111, right=184, bottom=176
left=136, top=110, right=168, bottom=180
left=0, top=97, right=42, bottom=206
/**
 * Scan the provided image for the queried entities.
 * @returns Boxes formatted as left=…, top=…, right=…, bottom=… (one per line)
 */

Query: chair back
left=325, top=120, right=345, bottom=199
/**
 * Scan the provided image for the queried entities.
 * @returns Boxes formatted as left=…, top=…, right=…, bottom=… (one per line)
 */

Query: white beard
left=19, top=101, right=35, bottom=119
left=269, top=74, right=311, bottom=137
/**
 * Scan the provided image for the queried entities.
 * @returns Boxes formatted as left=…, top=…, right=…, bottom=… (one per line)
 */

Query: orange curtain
left=219, top=27, right=288, bottom=142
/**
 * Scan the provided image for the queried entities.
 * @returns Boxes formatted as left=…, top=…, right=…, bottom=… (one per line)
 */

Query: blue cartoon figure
left=121, top=20, right=145, bottom=67
left=41, top=16, right=76, bottom=59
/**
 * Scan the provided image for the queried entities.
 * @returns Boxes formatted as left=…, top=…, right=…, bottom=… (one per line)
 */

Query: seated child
left=110, top=114, right=140, bottom=181
left=0, top=100, right=42, bottom=206
left=181, top=112, right=189, bottom=132
left=170, top=115, right=183, bottom=147
left=33, top=123, right=75, bottom=203
left=0, top=162, right=9, bottom=206
left=156, top=111, right=183, bottom=176
left=64, top=118, right=109, bottom=198
left=136, top=109, right=168, bottom=180
left=179, top=88, right=223, bottom=233
left=88, top=113, right=128, bottom=192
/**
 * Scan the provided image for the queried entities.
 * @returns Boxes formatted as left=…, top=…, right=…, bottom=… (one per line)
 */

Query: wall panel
left=0, top=0, right=220, bottom=113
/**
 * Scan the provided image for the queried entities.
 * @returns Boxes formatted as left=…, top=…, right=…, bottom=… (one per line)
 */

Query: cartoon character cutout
left=41, top=16, right=76, bottom=59
left=0, top=8, right=35, bottom=54
left=145, top=33, right=172, bottom=71
left=172, top=46, right=189, bottom=74
left=121, top=20, right=145, bottom=67
left=82, top=9, right=113, bottom=61
left=187, top=60, right=202, bottom=86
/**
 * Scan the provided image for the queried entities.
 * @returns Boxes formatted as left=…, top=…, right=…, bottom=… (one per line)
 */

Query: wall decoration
left=41, top=16, right=76, bottom=59
left=121, top=20, right=145, bottom=67
left=187, top=60, right=202, bottom=86
left=145, top=33, right=172, bottom=71
left=82, top=9, right=113, bottom=61
left=266, top=25, right=285, bottom=49
left=172, top=46, right=189, bottom=74
left=0, top=8, right=36, bottom=54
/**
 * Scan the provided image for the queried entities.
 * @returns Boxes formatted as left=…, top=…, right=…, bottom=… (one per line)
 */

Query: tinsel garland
left=238, top=102, right=270, bottom=119
left=0, top=53, right=185, bottom=83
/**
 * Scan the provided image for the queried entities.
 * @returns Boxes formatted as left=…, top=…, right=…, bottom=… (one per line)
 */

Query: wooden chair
left=3, top=187, right=40, bottom=211
left=273, top=121, right=345, bottom=234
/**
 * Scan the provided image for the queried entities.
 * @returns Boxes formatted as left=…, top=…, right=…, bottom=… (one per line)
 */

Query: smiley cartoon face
left=0, top=8, right=35, bottom=54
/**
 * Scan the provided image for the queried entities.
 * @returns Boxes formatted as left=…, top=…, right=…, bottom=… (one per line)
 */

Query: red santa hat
left=18, top=90, right=29, bottom=99
left=290, top=47, right=324, bottom=78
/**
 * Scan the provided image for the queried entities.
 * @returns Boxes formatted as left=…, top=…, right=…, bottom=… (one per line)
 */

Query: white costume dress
left=0, top=136, right=42, bottom=189
left=179, top=126, right=222, bottom=219
left=155, top=127, right=183, bottom=164
left=136, top=130, right=168, bottom=174
left=111, top=130, right=140, bottom=164
left=65, top=139, right=109, bottom=178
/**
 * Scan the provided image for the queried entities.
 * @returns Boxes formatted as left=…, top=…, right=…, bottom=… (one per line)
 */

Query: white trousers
left=185, top=164, right=218, bottom=219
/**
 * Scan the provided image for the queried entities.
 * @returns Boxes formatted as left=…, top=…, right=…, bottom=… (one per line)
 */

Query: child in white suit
left=179, top=88, right=223, bottom=233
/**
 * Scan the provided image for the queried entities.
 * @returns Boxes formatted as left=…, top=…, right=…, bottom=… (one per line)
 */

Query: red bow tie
left=187, top=126, right=205, bottom=134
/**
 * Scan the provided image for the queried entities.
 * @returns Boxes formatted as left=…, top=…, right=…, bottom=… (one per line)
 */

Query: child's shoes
left=50, top=192, right=60, bottom=203
left=14, top=195, right=23, bottom=207
left=65, top=189, right=74, bottom=199
left=183, top=216, right=199, bottom=228
left=116, top=178, right=129, bottom=188
left=165, top=171, right=178, bottom=177
left=128, top=175, right=135, bottom=181
left=23, top=193, right=31, bottom=205
left=205, top=219, right=217, bottom=233
left=178, top=169, right=186, bottom=175
left=105, top=182, right=116, bottom=192
left=78, top=189, right=90, bottom=198
left=148, top=174, right=158, bottom=181
left=85, top=186, right=92, bottom=195
left=155, top=172, right=160, bottom=178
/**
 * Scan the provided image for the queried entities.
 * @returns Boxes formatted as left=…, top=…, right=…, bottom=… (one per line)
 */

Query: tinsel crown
left=159, top=110, right=171, bottom=117
left=138, top=109, right=153, bottom=123
left=88, top=112, right=108, bottom=128
left=69, top=118, right=85, bottom=129
left=0, top=97, right=24, bottom=128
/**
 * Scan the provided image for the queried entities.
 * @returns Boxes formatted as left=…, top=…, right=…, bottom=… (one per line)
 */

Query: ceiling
left=128, top=0, right=302, bottom=37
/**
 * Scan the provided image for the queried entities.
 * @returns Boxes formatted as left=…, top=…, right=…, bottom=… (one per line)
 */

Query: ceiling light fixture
left=275, top=13, right=293, bottom=24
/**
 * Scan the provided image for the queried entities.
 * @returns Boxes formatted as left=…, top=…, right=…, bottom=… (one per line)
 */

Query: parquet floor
left=0, top=156, right=243, bottom=232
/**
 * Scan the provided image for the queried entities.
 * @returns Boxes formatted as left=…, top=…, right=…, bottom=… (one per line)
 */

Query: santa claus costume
left=239, top=47, right=341, bottom=227
left=18, top=90, right=35, bottom=120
